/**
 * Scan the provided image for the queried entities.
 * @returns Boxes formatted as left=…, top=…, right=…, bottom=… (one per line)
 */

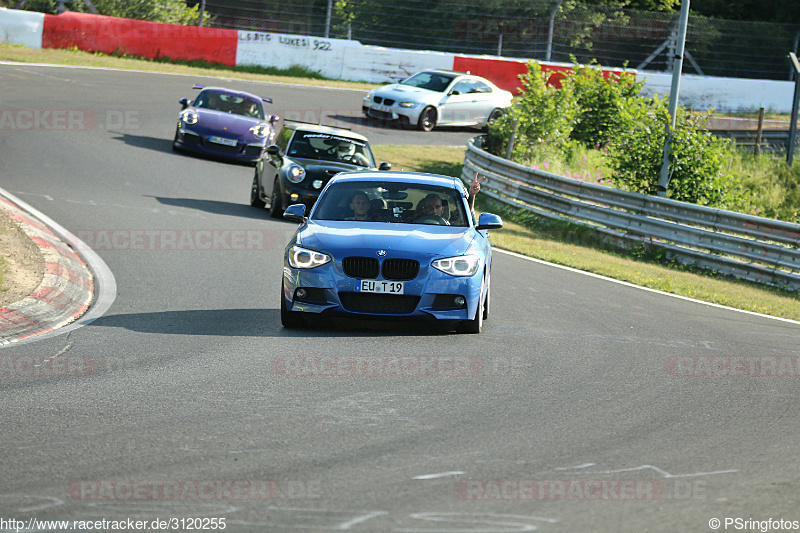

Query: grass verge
left=0, top=43, right=378, bottom=91
left=373, top=144, right=800, bottom=322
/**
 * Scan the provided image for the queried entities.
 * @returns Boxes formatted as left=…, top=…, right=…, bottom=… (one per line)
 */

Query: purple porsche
left=172, top=85, right=278, bottom=165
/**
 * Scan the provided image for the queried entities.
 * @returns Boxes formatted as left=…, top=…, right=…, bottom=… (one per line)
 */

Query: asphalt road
left=1, top=63, right=799, bottom=533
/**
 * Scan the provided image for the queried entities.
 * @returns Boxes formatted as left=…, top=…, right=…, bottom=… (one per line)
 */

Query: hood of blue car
left=193, top=108, right=262, bottom=136
left=297, top=221, right=475, bottom=260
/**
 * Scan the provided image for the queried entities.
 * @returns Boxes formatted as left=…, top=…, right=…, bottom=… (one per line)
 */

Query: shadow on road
left=145, top=195, right=295, bottom=222
left=89, top=309, right=455, bottom=337
left=109, top=132, right=173, bottom=154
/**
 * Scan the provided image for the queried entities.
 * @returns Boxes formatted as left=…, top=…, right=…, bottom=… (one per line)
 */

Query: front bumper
left=282, top=257, right=482, bottom=321
left=175, top=127, right=266, bottom=163
left=362, top=98, right=423, bottom=126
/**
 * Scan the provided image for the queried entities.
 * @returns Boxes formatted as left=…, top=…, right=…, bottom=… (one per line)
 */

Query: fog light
left=290, top=193, right=300, bottom=202
left=454, top=296, right=466, bottom=306
left=312, top=180, right=323, bottom=189
left=296, top=288, right=307, bottom=299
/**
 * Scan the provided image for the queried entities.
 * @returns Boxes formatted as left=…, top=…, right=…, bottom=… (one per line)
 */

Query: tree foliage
left=488, top=60, right=737, bottom=207
left=486, top=61, right=578, bottom=161
left=563, top=60, right=643, bottom=148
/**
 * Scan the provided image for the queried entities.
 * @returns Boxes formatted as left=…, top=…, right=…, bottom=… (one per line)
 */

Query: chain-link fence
left=11, top=0, right=800, bottom=81
left=191, top=0, right=800, bottom=81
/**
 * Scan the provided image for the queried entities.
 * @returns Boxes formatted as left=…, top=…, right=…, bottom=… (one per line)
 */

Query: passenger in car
left=345, top=191, right=371, bottom=221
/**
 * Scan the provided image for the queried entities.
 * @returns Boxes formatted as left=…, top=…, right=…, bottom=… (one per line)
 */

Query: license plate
left=358, top=280, right=404, bottom=294
left=209, top=136, right=238, bottom=146
left=372, top=103, right=390, bottom=112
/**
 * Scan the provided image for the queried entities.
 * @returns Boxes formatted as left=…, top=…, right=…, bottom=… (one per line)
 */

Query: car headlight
left=249, top=123, right=270, bottom=139
left=288, top=245, right=331, bottom=269
left=286, top=164, right=306, bottom=183
left=180, top=110, right=198, bottom=125
left=398, top=102, right=420, bottom=108
left=364, top=91, right=374, bottom=102
left=431, top=255, right=480, bottom=277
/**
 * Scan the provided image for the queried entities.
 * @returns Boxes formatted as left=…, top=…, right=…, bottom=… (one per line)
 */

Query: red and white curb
left=0, top=196, right=94, bottom=344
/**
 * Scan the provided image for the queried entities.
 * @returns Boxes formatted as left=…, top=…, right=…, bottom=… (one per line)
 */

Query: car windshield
left=193, top=90, right=265, bottom=120
left=313, top=180, right=469, bottom=227
left=401, top=72, right=455, bottom=92
left=287, top=131, right=375, bottom=168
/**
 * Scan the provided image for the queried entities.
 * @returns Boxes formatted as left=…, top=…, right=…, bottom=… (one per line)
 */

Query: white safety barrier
left=0, top=7, right=44, bottom=49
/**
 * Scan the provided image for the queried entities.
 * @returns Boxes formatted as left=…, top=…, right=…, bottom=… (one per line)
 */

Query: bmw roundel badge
left=377, top=250, right=387, bottom=256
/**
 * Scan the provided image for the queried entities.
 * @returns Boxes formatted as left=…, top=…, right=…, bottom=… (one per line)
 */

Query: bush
left=485, top=61, right=578, bottom=162
left=605, top=97, right=735, bottom=206
left=564, top=61, right=643, bottom=149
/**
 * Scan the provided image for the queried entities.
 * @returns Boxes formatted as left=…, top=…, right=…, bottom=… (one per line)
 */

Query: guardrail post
left=505, top=118, right=519, bottom=160
left=754, top=107, right=765, bottom=156
left=788, top=52, right=800, bottom=165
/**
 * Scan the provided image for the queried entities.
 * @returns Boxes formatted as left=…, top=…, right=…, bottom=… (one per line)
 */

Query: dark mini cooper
left=173, top=85, right=278, bottom=164
left=250, top=123, right=390, bottom=217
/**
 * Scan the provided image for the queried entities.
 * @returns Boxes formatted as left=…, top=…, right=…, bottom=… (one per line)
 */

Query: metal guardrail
left=462, top=138, right=800, bottom=292
left=709, top=129, right=797, bottom=153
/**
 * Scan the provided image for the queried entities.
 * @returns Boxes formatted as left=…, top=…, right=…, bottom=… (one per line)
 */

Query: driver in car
left=415, top=194, right=449, bottom=225
left=335, top=140, right=371, bottom=166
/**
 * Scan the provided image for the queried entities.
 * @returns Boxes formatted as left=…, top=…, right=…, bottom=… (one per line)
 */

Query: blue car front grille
left=381, top=258, right=419, bottom=281
left=343, top=257, right=379, bottom=279
left=339, top=293, right=420, bottom=314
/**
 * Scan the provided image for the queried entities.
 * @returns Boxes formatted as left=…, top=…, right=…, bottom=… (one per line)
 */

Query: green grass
left=3, top=44, right=798, bottom=321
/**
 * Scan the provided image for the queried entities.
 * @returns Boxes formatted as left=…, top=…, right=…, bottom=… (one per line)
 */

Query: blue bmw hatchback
left=280, top=172, right=503, bottom=333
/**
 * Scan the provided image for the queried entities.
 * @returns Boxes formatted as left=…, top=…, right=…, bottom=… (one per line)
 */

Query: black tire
left=482, top=279, right=490, bottom=321
left=458, top=279, right=485, bottom=334
left=281, top=281, right=305, bottom=328
left=250, top=172, right=266, bottom=208
left=417, top=107, right=437, bottom=132
left=268, top=178, right=283, bottom=218
left=485, top=108, right=504, bottom=129
left=171, top=126, right=181, bottom=152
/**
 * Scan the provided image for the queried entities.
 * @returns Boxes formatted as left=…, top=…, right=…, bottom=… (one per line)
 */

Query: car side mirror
left=379, top=161, right=392, bottom=171
left=283, top=203, right=306, bottom=223
left=476, top=212, right=503, bottom=230
left=179, top=97, right=190, bottom=110
left=267, top=145, right=281, bottom=157
left=449, top=90, right=461, bottom=96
